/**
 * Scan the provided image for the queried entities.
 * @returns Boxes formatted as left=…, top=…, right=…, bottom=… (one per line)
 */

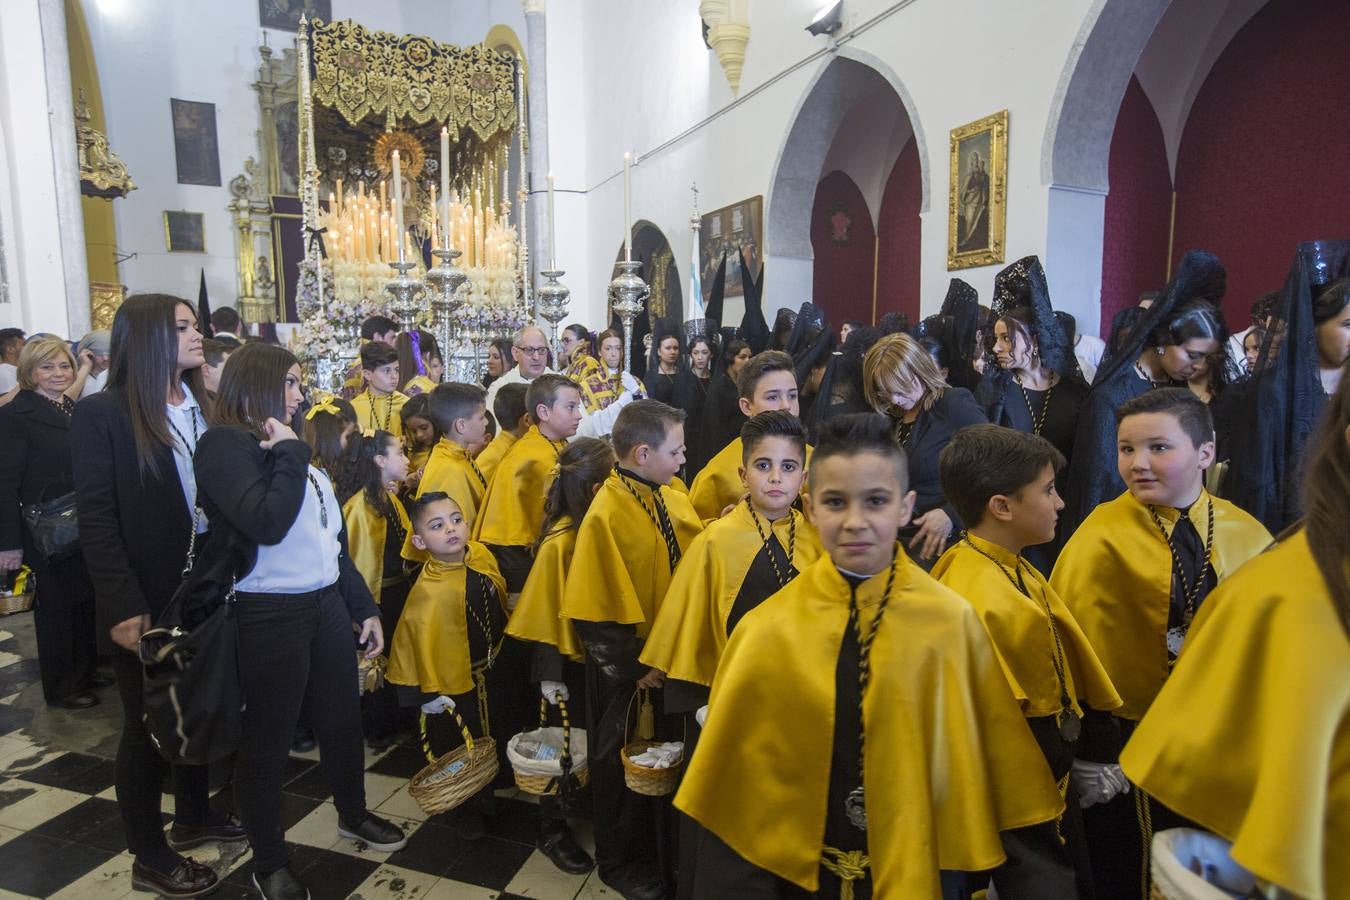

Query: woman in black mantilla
left=645, top=318, right=688, bottom=406
left=677, top=322, right=719, bottom=480
left=1058, top=250, right=1229, bottom=542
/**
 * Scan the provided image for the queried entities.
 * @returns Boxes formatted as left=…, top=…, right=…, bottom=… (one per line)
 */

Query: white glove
left=1072, top=760, right=1130, bottom=808
left=421, top=695, right=455, bottom=715
left=541, top=681, right=569, bottom=704
left=694, top=705, right=708, bottom=728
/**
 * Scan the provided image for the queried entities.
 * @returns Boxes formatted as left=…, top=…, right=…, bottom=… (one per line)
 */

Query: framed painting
left=699, top=195, right=763, bottom=304
left=170, top=99, right=222, bottom=187
left=259, top=0, right=331, bottom=32
left=164, top=211, right=206, bottom=253
left=947, top=109, right=1008, bottom=270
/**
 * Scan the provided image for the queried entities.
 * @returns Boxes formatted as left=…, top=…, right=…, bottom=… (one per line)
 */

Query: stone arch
left=765, top=49, right=928, bottom=303
left=610, top=219, right=683, bottom=325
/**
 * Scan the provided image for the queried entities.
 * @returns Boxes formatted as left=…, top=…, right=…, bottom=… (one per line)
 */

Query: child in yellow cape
left=676, top=413, right=1064, bottom=899
left=1120, top=366, right=1350, bottom=900
left=475, top=382, right=529, bottom=485
left=353, top=341, right=408, bottom=438
left=415, top=383, right=490, bottom=528
left=1051, top=388, right=1272, bottom=900
left=933, top=424, right=1122, bottom=897
left=502, top=436, right=613, bottom=876
left=385, top=492, right=508, bottom=841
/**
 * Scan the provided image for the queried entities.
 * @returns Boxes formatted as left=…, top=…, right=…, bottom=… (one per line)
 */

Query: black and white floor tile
left=0, top=615, right=617, bottom=899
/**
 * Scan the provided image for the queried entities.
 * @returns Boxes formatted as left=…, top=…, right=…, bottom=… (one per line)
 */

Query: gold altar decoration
left=75, top=88, right=135, bottom=199
left=373, top=131, right=425, bottom=180
left=308, top=18, right=517, bottom=139
left=89, top=281, right=126, bottom=330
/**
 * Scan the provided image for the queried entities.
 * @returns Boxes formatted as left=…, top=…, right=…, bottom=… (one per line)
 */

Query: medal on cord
left=844, top=555, right=898, bottom=831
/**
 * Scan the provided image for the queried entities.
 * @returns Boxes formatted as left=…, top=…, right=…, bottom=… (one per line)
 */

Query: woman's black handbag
left=138, top=514, right=242, bottom=766
left=21, top=492, right=79, bottom=561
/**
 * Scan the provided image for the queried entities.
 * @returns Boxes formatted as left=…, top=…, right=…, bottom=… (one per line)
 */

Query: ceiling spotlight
left=806, top=1, right=843, bottom=37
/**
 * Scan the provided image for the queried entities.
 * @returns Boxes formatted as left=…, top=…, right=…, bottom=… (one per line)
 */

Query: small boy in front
left=474, top=374, right=583, bottom=592
left=1051, top=388, right=1272, bottom=900
left=676, top=413, right=1063, bottom=898
left=417, top=383, right=490, bottom=529
left=688, top=350, right=808, bottom=523
left=933, top=424, right=1122, bottom=898
left=475, top=382, right=528, bottom=484
left=385, top=493, right=508, bottom=839
left=354, top=341, right=408, bottom=438
left=560, top=400, right=703, bottom=900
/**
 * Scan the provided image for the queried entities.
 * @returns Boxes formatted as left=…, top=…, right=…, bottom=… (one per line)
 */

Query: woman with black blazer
left=194, top=342, right=405, bottom=900
left=72, top=294, right=242, bottom=898
left=863, top=332, right=988, bottom=567
left=0, top=337, right=99, bottom=708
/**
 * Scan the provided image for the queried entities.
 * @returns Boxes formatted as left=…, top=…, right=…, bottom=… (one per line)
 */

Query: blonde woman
left=0, top=337, right=100, bottom=709
left=863, top=332, right=987, bottom=565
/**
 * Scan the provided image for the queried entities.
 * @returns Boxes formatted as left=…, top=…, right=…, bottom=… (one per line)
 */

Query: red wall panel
left=811, top=170, right=878, bottom=327
left=876, top=141, right=923, bottom=326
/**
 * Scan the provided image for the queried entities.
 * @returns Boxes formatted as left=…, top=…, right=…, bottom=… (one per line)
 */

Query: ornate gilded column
left=522, top=0, right=549, bottom=301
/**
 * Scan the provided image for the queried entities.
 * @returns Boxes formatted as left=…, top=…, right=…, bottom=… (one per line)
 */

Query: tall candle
left=623, top=152, right=632, bottom=262
left=546, top=172, right=556, bottom=269
left=391, top=150, right=405, bottom=264
left=335, top=179, right=343, bottom=215
left=440, top=126, right=451, bottom=248
left=429, top=184, right=438, bottom=251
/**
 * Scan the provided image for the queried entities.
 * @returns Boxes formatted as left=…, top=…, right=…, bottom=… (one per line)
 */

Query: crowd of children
left=303, top=316, right=1347, bottom=900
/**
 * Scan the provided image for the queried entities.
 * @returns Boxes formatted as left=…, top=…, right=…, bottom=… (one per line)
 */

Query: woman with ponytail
left=1121, top=358, right=1350, bottom=899
left=504, top=436, right=614, bottom=874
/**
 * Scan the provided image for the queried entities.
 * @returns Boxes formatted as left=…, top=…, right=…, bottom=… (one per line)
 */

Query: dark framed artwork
left=170, top=99, right=222, bottom=187
left=259, top=0, right=332, bottom=32
left=699, top=195, right=763, bottom=305
left=947, top=109, right=1008, bottom=270
left=164, top=211, right=206, bottom=253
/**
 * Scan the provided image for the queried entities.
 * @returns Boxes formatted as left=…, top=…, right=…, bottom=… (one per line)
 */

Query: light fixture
left=806, top=1, right=843, bottom=37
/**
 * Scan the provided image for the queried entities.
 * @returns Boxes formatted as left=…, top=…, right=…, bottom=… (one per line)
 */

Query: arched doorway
left=609, top=220, right=682, bottom=378
left=766, top=49, right=928, bottom=330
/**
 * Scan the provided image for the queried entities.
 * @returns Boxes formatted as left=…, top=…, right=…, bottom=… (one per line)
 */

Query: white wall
left=80, top=0, right=526, bottom=312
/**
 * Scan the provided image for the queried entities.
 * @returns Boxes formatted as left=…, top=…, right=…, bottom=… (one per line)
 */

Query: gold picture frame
left=947, top=109, right=1008, bottom=270
left=164, top=210, right=206, bottom=253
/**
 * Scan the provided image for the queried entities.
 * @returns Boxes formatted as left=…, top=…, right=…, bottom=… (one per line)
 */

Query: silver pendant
left=845, top=786, right=867, bottom=831
left=1058, top=708, right=1082, bottom=743
left=1165, top=625, right=1186, bottom=658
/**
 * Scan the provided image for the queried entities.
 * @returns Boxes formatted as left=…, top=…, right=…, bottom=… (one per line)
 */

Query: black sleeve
left=939, top=390, right=988, bottom=530
left=193, top=429, right=310, bottom=546
left=0, top=410, right=27, bottom=551
left=531, top=642, right=566, bottom=683
left=337, top=522, right=379, bottom=623
left=572, top=619, right=648, bottom=684
left=1075, top=705, right=1122, bottom=763
left=693, top=827, right=795, bottom=899
left=71, top=400, right=149, bottom=626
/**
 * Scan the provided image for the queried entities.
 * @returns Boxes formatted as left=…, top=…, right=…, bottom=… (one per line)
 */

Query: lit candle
left=547, top=172, right=556, bottom=269
left=391, top=150, right=405, bottom=264
left=440, top=126, right=451, bottom=248
left=335, top=179, right=343, bottom=215
left=623, top=152, right=632, bottom=262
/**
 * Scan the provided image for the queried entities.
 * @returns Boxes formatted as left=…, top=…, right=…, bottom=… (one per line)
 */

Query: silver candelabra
left=607, top=260, right=649, bottom=376
left=425, top=248, right=468, bottom=360
left=536, top=269, right=571, bottom=360
left=384, top=260, right=426, bottom=334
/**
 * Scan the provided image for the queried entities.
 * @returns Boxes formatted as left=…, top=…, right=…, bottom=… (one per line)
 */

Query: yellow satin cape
left=385, top=543, right=507, bottom=696
left=674, top=549, right=1065, bottom=895
left=689, top=437, right=812, bottom=523
left=341, top=492, right=412, bottom=604
left=559, top=473, right=703, bottom=637
left=1050, top=490, right=1271, bottom=720
left=474, top=430, right=517, bottom=485
left=932, top=533, right=1120, bottom=718
left=416, top=439, right=486, bottom=523
left=474, top=426, right=566, bottom=546
left=639, top=503, right=822, bottom=686
left=353, top=389, right=409, bottom=437
left=1121, top=529, right=1350, bottom=900
left=505, top=519, right=584, bottom=661
left=401, top=374, right=438, bottom=397
left=408, top=445, right=431, bottom=477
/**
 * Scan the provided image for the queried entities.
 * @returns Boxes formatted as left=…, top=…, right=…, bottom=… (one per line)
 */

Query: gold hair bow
left=548, top=462, right=562, bottom=480
left=305, top=396, right=341, bottom=421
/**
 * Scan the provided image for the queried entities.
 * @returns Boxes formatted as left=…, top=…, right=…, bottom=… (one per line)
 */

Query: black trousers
left=233, top=585, right=367, bottom=874
left=110, top=650, right=211, bottom=861
left=362, top=578, right=412, bottom=741
left=31, top=554, right=96, bottom=702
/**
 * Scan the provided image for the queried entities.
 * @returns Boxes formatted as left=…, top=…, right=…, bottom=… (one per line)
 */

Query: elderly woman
left=0, top=337, right=101, bottom=708
left=863, top=332, right=987, bottom=566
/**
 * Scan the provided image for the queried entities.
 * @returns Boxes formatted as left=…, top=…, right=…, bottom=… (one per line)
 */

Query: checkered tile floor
left=0, top=615, right=616, bottom=899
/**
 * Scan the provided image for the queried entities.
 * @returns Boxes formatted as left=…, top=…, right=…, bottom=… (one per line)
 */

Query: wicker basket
left=511, top=697, right=590, bottom=796
left=620, top=689, right=683, bottom=797
left=1148, top=829, right=1254, bottom=900
left=357, top=652, right=387, bottom=696
left=407, top=708, right=499, bottom=815
left=0, top=568, right=35, bottom=616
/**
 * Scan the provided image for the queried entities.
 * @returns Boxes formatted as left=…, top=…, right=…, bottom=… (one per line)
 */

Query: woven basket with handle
left=407, top=707, right=499, bottom=815
left=620, top=689, right=683, bottom=797
left=512, top=696, right=590, bottom=796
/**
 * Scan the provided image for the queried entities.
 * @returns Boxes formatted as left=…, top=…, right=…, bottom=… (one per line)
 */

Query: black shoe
left=130, top=857, right=219, bottom=897
left=337, top=812, right=407, bottom=851
left=168, top=813, right=248, bottom=850
left=291, top=731, right=316, bottom=754
left=537, top=825, right=593, bottom=874
left=51, top=691, right=98, bottom=710
left=599, top=869, right=667, bottom=900
left=252, top=866, right=308, bottom=900
left=87, top=673, right=116, bottom=689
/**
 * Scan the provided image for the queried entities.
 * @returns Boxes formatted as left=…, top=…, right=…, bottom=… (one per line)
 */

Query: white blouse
left=235, top=464, right=341, bottom=594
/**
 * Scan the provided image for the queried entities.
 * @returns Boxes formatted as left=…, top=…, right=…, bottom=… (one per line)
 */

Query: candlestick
left=547, top=172, right=556, bottom=270
left=623, top=152, right=632, bottom=262
left=392, top=150, right=405, bottom=264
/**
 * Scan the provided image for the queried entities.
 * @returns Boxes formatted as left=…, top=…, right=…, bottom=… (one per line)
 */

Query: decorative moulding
left=700, top=0, right=750, bottom=96
left=75, top=88, right=135, bottom=199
